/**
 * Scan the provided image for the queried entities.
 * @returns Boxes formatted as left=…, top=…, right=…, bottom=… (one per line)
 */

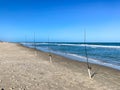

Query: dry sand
left=0, top=42, right=120, bottom=90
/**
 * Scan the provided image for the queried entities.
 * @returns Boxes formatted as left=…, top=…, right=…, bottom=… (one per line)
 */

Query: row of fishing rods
left=25, top=31, right=92, bottom=79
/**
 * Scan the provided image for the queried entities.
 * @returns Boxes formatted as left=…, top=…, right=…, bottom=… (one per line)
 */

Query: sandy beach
left=0, top=42, right=120, bottom=90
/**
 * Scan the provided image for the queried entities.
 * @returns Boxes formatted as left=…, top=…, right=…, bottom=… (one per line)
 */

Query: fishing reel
left=48, top=54, right=52, bottom=57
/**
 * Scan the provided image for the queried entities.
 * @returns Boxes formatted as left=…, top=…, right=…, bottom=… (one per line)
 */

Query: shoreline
left=0, top=42, right=120, bottom=90
left=21, top=43, right=120, bottom=71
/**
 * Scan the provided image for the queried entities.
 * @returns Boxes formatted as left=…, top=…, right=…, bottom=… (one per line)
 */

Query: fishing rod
left=25, top=35, right=27, bottom=46
left=24, top=34, right=29, bottom=53
left=48, top=36, right=52, bottom=63
left=84, top=29, right=92, bottom=79
left=25, top=34, right=27, bottom=51
left=34, top=32, right=37, bottom=56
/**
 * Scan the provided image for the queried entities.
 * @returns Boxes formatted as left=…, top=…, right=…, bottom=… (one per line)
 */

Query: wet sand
left=0, top=42, right=120, bottom=90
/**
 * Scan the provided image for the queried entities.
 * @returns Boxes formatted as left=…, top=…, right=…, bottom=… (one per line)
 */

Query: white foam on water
left=50, top=51, right=120, bottom=70
left=66, top=53, right=120, bottom=70
left=22, top=42, right=120, bottom=49
left=57, top=43, right=120, bottom=49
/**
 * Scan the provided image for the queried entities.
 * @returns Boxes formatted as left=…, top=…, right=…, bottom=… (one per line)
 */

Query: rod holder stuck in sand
left=88, top=67, right=92, bottom=79
left=49, top=54, right=52, bottom=63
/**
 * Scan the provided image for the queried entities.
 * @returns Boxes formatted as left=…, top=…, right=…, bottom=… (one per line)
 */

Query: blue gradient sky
left=0, top=0, right=120, bottom=42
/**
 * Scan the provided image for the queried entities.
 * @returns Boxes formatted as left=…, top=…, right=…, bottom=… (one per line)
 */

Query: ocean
left=22, top=42, right=120, bottom=70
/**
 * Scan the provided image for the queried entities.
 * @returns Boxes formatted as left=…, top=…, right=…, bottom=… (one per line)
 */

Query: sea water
left=22, top=42, right=120, bottom=70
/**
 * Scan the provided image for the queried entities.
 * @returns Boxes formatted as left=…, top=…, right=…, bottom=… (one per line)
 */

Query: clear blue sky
left=0, top=0, right=120, bottom=42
